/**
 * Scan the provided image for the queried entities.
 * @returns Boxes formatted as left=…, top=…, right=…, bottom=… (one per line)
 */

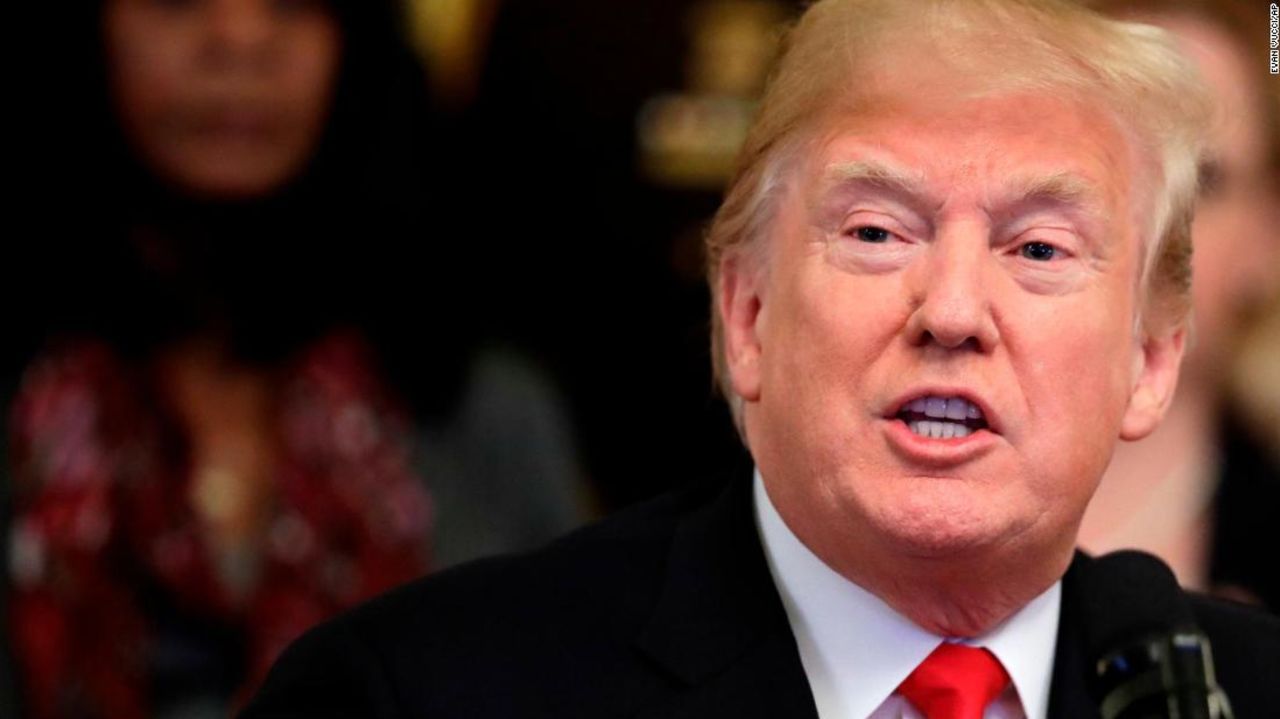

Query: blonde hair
left=706, top=0, right=1213, bottom=416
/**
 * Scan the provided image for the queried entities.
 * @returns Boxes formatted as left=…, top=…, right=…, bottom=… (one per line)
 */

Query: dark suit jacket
left=242, top=477, right=1280, bottom=718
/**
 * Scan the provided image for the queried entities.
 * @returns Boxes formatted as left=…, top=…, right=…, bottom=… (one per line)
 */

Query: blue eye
left=856, top=226, right=891, bottom=243
left=1020, top=242, right=1057, bottom=261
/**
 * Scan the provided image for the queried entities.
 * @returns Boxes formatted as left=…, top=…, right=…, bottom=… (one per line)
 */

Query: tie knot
left=897, top=643, right=1011, bottom=719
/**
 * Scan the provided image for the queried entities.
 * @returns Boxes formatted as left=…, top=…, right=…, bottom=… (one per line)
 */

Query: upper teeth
left=906, top=396, right=983, bottom=421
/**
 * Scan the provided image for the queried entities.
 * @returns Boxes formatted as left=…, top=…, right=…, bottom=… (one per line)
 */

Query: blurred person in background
left=1079, top=0, right=1280, bottom=611
left=3, top=0, right=588, bottom=717
left=1232, top=291, right=1280, bottom=465
left=6, top=1, right=430, bottom=717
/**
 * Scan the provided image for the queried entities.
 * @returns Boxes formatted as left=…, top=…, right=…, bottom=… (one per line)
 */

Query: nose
left=904, top=223, right=1000, bottom=353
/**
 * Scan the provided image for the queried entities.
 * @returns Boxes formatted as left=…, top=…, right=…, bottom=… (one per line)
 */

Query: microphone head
left=1075, top=551, right=1232, bottom=719
left=1074, top=550, right=1196, bottom=660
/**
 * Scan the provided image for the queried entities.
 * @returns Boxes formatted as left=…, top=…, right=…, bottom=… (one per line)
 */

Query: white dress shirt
left=753, top=471, right=1061, bottom=719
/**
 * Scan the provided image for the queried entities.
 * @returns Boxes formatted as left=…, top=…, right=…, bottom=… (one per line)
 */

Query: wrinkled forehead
left=823, top=84, right=1137, bottom=192
left=786, top=56, right=1159, bottom=250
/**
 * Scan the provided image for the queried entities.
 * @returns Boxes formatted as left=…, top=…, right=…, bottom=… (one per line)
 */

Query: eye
left=1019, top=241, right=1058, bottom=261
left=854, top=226, right=892, bottom=243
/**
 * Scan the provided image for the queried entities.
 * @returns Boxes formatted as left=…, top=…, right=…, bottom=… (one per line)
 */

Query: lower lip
left=881, top=418, right=1000, bottom=467
left=192, top=115, right=275, bottom=139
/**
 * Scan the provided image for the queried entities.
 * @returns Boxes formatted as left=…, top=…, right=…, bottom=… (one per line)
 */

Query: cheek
left=764, top=261, right=894, bottom=390
left=756, top=262, right=903, bottom=465
left=1189, top=203, right=1275, bottom=352
left=106, top=7, right=192, bottom=143
left=1016, top=293, right=1136, bottom=489
left=1191, top=210, right=1238, bottom=306
left=279, top=21, right=342, bottom=131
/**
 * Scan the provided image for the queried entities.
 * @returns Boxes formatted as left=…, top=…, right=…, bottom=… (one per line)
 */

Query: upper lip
left=885, top=387, right=1002, bottom=435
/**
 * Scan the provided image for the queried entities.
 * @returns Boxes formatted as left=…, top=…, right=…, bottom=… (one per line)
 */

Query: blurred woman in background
left=1080, top=0, right=1280, bottom=611
left=5, top=1, right=454, bottom=716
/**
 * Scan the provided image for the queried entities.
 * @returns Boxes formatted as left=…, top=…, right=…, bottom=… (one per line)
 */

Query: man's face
left=722, top=83, right=1183, bottom=575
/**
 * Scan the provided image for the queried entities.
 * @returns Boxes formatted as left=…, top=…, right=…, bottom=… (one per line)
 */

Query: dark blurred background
left=3, top=1, right=1278, bottom=717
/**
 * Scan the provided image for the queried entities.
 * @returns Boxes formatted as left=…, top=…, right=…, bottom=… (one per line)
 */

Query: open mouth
left=894, top=396, right=989, bottom=439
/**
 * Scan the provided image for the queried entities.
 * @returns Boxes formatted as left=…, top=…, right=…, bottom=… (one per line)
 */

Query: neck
left=847, top=540, right=1072, bottom=637
left=1078, top=382, right=1216, bottom=546
left=774, top=493, right=1073, bottom=637
left=1076, top=382, right=1218, bottom=586
left=1106, top=382, right=1215, bottom=491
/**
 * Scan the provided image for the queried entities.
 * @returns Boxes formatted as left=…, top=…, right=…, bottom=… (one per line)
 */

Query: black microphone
left=1076, top=551, right=1234, bottom=719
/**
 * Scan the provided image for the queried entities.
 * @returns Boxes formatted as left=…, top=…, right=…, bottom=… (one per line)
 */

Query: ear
left=719, top=252, right=766, bottom=403
left=1118, top=325, right=1186, bottom=441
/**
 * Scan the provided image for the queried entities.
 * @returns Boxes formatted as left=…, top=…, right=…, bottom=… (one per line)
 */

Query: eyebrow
left=820, top=160, right=1103, bottom=222
left=822, top=160, right=931, bottom=202
left=1005, top=172, right=1097, bottom=213
left=812, top=160, right=938, bottom=225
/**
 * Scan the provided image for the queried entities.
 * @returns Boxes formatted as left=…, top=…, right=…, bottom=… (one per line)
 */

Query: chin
left=860, top=482, right=1030, bottom=558
left=176, top=165, right=296, bottom=201
left=161, top=144, right=309, bottom=201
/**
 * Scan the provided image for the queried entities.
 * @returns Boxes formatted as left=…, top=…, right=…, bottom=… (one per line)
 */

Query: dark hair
left=15, top=0, right=474, bottom=412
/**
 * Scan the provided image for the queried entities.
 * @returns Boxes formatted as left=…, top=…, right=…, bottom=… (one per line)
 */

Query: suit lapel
left=633, top=482, right=1112, bottom=719
left=1047, top=552, right=1101, bottom=719
left=634, top=478, right=818, bottom=719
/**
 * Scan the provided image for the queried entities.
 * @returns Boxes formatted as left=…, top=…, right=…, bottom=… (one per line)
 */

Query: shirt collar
left=753, top=469, right=1060, bottom=719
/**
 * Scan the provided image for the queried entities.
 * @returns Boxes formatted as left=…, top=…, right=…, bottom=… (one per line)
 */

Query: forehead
left=803, top=86, right=1140, bottom=220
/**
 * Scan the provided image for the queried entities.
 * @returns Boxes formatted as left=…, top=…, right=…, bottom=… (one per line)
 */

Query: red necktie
left=897, top=643, right=1011, bottom=719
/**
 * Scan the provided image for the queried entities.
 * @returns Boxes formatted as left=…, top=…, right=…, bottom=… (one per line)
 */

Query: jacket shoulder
left=242, top=480, right=727, bottom=718
left=350, top=476, right=721, bottom=632
left=1188, top=594, right=1280, bottom=712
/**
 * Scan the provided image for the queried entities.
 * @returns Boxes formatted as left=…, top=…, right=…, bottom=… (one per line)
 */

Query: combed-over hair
left=706, top=0, right=1214, bottom=423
